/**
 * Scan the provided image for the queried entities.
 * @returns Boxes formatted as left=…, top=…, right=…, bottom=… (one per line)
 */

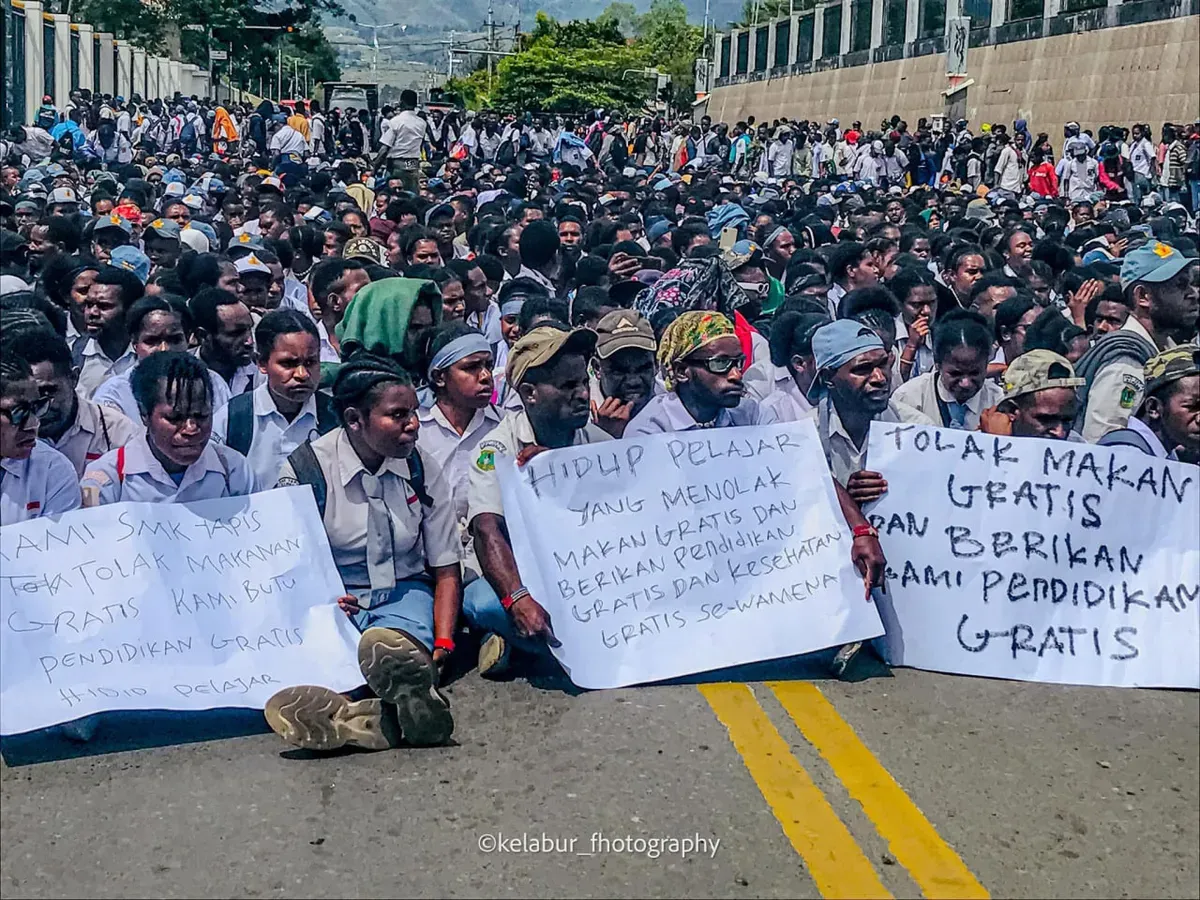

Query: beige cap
left=506, top=326, right=597, bottom=388
left=1002, top=350, right=1085, bottom=402
left=594, top=310, right=656, bottom=359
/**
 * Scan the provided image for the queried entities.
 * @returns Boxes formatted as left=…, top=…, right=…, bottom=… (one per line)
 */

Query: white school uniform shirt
left=316, top=321, right=341, bottom=364
left=466, top=301, right=503, bottom=346
left=0, top=442, right=82, bottom=525
left=93, top=366, right=238, bottom=424
left=466, top=409, right=612, bottom=529
left=276, top=428, right=460, bottom=592
left=269, top=125, right=310, bottom=156
left=211, top=383, right=322, bottom=489
left=624, top=391, right=778, bottom=437
left=891, top=371, right=1004, bottom=432
left=75, top=339, right=137, bottom=400
left=417, top=402, right=504, bottom=577
left=80, top=433, right=257, bottom=505
left=50, top=398, right=140, bottom=477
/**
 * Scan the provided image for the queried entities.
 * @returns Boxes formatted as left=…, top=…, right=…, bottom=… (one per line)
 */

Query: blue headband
left=764, top=225, right=788, bottom=248
left=500, top=299, right=525, bottom=317
left=427, top=333, right=492, bottom=381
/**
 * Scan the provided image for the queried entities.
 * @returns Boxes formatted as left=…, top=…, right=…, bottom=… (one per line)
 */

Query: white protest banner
left=0, top=486, right=364, bottom=735
left=866, top=423, right=1200, bottom=689
left=498, top=420, right=884, bottom=689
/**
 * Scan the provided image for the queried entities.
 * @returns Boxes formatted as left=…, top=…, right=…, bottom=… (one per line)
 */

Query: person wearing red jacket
left=1027, top=148, right=1059, bottom=198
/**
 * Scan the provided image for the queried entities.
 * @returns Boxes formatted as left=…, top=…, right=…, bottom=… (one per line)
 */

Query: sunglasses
left=0, top=397, right=51, bottom=429
left=689, top=353, right=746, bottom=375
left=738, top=281, right=770, bottom=299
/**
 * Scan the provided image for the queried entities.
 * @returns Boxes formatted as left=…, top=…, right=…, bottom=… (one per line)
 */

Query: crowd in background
left=1, top=85, right=1197, bottom=752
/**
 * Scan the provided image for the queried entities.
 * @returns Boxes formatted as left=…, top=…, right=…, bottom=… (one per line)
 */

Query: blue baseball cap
left=93, top=212, right=133, bottom=235
left=110, top=246, right=151, bottom=284
left=1119, top=241, right=1196, bottom=290
left=808, top=320, right=885, bottom=402
left=647, top=219, right=672, bottom=244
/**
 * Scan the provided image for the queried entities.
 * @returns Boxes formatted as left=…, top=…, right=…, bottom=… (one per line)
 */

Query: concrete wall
left=708, top=16, right=1200, bottom=137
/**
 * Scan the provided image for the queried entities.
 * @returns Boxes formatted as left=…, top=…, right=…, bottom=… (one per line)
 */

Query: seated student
left=308, top=258, right=370, bottom=363
left=1084, top=283, right=1132, bottom=340
left=492, top=282, right=561, bottom=414
left=981, top=350, right=1086, bottom=441
left=267, top=355, right=461, bottom=753
left=625, top=311, right=777, bottom=436
left=19, top=328, right=139, bottom=477
left=1098, top=346, right=1200, bottom=461
left=190, top=288, right=259, bottom=397
left=759, top=311, right=830, bottom=422
left=81, top=351, right=257, bottom=504
left=889, top=266, right=938, bottom=382
left=804, top=319, right=934, bottom=505
left=838, top=286, right=903, bottom=384
left=992, top=294, right=1040, bottom=368
left=73, top=265, right=144, bottom=400
left=588, top=310, right=658, bottom=439
left=0, top=353, right=81, bottom=525
left=891, top=310, right=1004, bottom=431
left=417, top=323, right=503, bottom=577
left=465, top=326, right=612, bottom=677
left=92, top=295, right=217, bottom=420
left=212, top=310, right=336, bottom=488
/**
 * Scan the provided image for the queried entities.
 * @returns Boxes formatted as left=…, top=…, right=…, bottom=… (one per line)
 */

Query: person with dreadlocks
left=0, top=350, right=81, bottom=525
left=266, top=353, right=461, bottom=754
left=80, top=350, right=257, bottom=504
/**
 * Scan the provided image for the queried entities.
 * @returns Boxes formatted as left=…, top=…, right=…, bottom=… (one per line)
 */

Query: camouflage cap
left=1001, top=350, right=1085, bottom=402
left=1142, top=344, right=1200, bottom=400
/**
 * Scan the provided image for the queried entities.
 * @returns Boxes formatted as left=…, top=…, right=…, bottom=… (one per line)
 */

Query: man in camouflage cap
left=996, top=350, right=1086, bottom=441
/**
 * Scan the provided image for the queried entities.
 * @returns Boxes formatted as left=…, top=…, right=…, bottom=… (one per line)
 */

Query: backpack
left=496, top=139, right=516, bottom=166
left=224, top=389, right=339, bottom=458
left=1070, top=330, right=1157, bottom=433
left=1096, top=428, right=1156, bottom=456
left=285, top=440, right=433, bottom=520
left=180, top=116, right=197, bottom=145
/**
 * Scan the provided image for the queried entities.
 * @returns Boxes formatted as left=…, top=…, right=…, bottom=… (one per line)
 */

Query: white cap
left=235, top=253, right=271, bottom=275
left=179, top=226, right=210, bottom=253
left=49, top=187, right=78, bottom=204
left=182, top=193, right=205, bottom=210
left=0, top=275, right=32, bottom=295
left=164, top=182, right=186, bottom=198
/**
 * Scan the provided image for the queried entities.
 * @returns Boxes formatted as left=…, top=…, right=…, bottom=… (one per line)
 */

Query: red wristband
left=500, top=586, right=530, bottom=611
left=434, top=637, right=455, bottom=653
left=852, top=524, right=879, bottom=539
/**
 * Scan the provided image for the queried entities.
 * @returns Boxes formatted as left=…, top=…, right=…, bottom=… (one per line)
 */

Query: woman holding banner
left=267, top=354, right=462, bottom=754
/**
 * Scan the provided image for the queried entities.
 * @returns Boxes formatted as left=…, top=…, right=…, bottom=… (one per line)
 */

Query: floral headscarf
left=656, top=310, right=735, bottom=390
left=634, top=257, right=750, bottom=320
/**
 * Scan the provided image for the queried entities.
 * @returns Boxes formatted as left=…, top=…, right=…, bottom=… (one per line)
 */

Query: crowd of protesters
left=1, top=85, right=1197, bottom=752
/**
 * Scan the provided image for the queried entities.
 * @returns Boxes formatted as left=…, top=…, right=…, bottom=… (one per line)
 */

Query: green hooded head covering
left=331, top=277, right=442, bottom=380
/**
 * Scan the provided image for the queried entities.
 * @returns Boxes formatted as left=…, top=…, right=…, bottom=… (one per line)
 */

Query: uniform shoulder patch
left=81, top=469, right=111, bottom=487
left=1119, top=386, right=1138, bottom=409
left=475, top=449, right=496, bottom=472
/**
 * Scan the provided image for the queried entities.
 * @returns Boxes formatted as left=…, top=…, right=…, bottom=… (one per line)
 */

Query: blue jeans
left=1190, top=179, right=1200, bottom=214
left=349, top=580, right=435, bottom=653
left=462, top=578, right=546, bottom=655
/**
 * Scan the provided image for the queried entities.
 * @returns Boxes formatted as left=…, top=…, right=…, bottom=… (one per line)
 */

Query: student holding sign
left=1099, top=346, right=1200, bottom=461
left=80, top=351, right=258, bottom=504
left=465, top=325, right=612, bottom=677
left=625, top=311, right=778, bottom=436
left=0, top=352, right=81, bottom=525
left=270, top=354, right=462, bottom=753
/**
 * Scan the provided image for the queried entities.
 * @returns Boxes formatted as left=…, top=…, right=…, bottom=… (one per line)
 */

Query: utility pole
left=485, top=0, right=496, bottom=91
left=447, top=30, right=455, bottom=81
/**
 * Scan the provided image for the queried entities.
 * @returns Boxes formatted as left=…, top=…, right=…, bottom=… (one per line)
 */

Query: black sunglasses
left=1, top=397, right=51, bottom=429
left=689, top=353, right=746, bottom=375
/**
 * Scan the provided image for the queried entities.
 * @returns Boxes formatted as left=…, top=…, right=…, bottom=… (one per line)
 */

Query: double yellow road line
left=700, top=682, right=989, bottom=899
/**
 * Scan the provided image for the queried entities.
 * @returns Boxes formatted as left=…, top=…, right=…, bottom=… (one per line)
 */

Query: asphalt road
left=2, top=659, right=1197, bottom=899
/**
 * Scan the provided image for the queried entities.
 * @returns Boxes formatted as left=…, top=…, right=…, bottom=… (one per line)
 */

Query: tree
left=735, top=0, right=809, bottom=27
left=596, top=1, right=640, bottom=38
left=491, top=41, right=651, bottom=114
left=635, top=0, right=705, bottom=115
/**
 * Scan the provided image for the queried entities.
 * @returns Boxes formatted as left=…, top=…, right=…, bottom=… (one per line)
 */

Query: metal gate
left=42, top=17, right=54, bottom=103
left=70, top=29, right=78, bottom=89
left=4, top=1, right=26, bottom=126
left=92, top=35, right=99, bottom=92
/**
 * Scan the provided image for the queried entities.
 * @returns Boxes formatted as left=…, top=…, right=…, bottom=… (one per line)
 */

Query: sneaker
left=477, top=632, right=512, bottom=679
left=830, top=641, right=863, bottom=680
left=357, top=627, right=454, bottom=747
left=264, top=686, right=401, bottom=752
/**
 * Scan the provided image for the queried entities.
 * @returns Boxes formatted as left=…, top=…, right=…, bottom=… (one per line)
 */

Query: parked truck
left=322, top=82, right=379, bottom=115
